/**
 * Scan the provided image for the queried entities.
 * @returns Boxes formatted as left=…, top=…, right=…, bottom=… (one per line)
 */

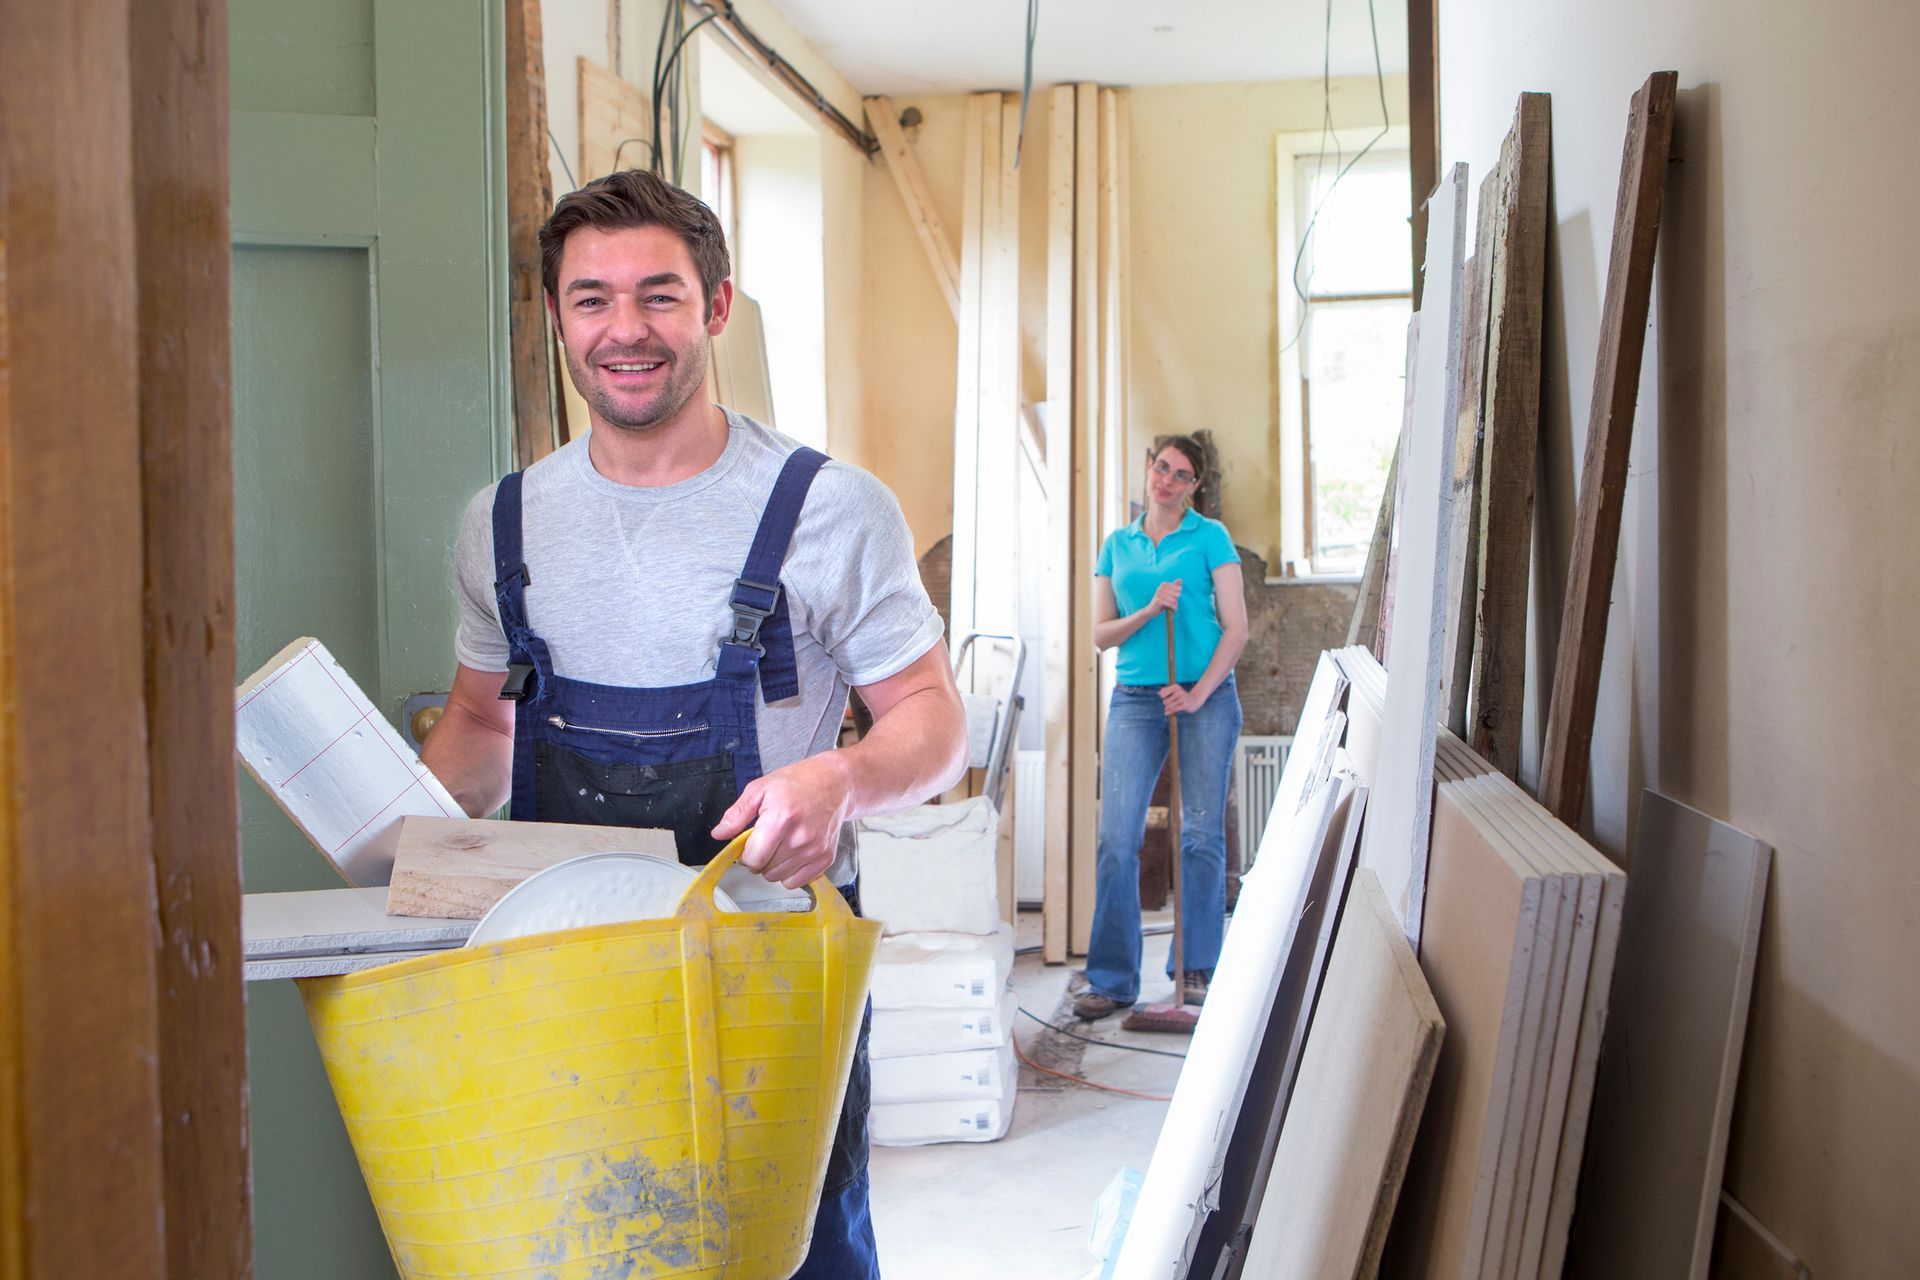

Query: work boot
left=1072, top=991, right=1131, bottom=1022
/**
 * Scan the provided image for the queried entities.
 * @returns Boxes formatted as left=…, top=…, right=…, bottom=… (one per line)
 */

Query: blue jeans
left=792, top=1167, right=880, bottom=1278
left=1086, top=674, right=1242, bottom=1005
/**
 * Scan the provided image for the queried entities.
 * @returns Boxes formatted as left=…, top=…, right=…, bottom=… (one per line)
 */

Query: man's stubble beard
left=566, top=336, right=711, bottom=434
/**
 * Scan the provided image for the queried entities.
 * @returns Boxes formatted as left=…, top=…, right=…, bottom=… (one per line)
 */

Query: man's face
left=549, top=224, right=732, bottom=434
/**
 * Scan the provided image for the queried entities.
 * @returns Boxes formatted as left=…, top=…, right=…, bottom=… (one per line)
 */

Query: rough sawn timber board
left=385, top=816, right=677, bottom=918
left=1357, top=162, right=1468, bottom=948
left=1040, top=83, right=1076, bottom=963
left=1537, top=71, right=1677, bottom=824
left=505, top=0, right=555, bottom=467
left=1467, top=93, right=1551, bottom=781
left=1241, top=870, right=1444, bottom=1280
left=1565, top=791, right=1771, bottom=1280
left=1439, top=178, right=1498, bottom=739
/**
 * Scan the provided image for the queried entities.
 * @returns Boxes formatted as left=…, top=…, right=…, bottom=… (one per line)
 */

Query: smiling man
left=421, top=169, right=968, bottom=1276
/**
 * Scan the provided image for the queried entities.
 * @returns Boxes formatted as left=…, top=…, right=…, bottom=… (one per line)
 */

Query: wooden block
left=1242, top=870, right=1445, bottom=1280
left=235, top=637, right=463, bottom=888
left=1357, top=163, right=1468, bottom=948
left=865, top=95, right=961, bottom=319
left=1379, top=775, right=1542, bottom=1280
left=1468, top=93, right=1551, bottom=781
left=1041, top=83, right=1076, bottom=964
left=1538, top=72, right=1678, bottom=824
left=385, top=816, right=677, bottom=918
left=1566, top=792, right=1771, bottom=1280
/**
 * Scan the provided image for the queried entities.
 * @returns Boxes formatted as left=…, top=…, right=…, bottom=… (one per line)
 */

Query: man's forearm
left=836, top=683, right=968, bottom=818
left=420, top=702, right=515, bottom=817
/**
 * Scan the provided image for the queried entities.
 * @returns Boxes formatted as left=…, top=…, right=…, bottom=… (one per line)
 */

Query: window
left=1274, top=132, right=1412, bottom=577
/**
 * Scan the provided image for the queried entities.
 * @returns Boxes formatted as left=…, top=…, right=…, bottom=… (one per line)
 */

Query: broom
left=1122, top=611, right=1202, bottom=1035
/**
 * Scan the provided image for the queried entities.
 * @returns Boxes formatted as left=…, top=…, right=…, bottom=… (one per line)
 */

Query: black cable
left=548, top=127, right=578, bottom=192
left=1018, top=1006, right=1189, bottom=1060
left=1279, top=0, right=1394, bottom=356
left=1014, top=0, right=1040, bottom=169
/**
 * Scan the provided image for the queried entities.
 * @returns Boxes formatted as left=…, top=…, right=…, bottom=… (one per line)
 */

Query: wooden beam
left=866, top=96, right=961, bottom=321
left=1098, top=88, right=1127, bottom=557
left=1042, top=85, right=1076, bottom=964
left=130, top=0, right=250, bottom=1274
left=505, top=0, right=557, bottom=468
left=1469, top=93, right=1552, bottom=780
left=1538, top=72, right=1677, bottom=824
left=948, top=93, right=989, bottom=657
left=1406, top=0, right=1440, bottom=310
left=1439, top=177, right=1501, bottom=736
left=2, top=0, right=168, bottom=1272
left=1069, top=81, right=1102, bottom=956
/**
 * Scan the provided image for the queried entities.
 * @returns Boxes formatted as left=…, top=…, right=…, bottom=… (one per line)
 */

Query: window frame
left=1274, top=126, right=1411, bottom=579
left=700, top=120, right=738, bottom=260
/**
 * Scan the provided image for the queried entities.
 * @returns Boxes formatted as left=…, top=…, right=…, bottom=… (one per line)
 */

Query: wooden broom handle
left=1166, top=614, right=1184, bottom=997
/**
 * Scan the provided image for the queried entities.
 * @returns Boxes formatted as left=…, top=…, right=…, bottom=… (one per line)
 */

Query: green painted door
left=230, top=2, right=508, bottom=1274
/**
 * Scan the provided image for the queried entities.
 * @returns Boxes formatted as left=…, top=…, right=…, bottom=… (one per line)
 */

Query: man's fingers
left=711, top=781, right=765, bottom=846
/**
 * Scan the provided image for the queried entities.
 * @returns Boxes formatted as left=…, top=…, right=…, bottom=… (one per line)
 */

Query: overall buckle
left=499, top=662, right=536, bottom=701
left=728, top=577, right=780, bottom=655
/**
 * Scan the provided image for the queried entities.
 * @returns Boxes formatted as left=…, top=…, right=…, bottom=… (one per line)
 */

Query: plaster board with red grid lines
left=235, top=637, right=461, bottom=887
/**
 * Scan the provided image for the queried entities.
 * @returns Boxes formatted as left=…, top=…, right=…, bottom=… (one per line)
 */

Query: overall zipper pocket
left=546, top=715, right=709, bottom=740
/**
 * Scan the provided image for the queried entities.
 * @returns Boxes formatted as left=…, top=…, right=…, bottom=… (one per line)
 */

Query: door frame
left=2, top=0, right=249, bottom=1277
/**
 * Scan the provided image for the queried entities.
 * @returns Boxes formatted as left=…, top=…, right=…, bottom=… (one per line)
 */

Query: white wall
left=735, top=133, right=828, bottom=446
left=1437, top=2, right=1920, bottom=1273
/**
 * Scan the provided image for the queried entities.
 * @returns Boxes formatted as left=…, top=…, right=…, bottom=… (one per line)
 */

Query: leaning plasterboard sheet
left=235, top=637, right=462, bottom=887
left=1358, top=163, right=1469, bottom=949
left=1259, top=652, right=1349, bottom=857
left=1110, top=755, right=1349, bottom=1277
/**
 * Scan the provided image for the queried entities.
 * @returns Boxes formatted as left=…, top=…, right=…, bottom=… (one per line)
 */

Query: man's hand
left=711, top=750, right=855, bottom=889
left=1160, top=683, right=1204, bottom=716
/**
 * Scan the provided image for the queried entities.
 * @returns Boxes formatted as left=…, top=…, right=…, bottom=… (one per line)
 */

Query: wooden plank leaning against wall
left=2, top=0, right=249, bottom=1276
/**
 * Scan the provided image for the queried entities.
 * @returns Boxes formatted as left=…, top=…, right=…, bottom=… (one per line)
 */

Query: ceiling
left=765, top=0, right=1408, bottom=97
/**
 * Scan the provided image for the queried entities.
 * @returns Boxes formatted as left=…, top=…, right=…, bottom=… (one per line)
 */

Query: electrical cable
left=1017, top=1006, right=1188, bottom=1060
left=548, top=127, right=579, bottom=192
left=1014, top=0, right=1040, bottom=169
left=1011, top=1033, right=1173, bottom=1102
left=692, top=1, right=878, bottom=156
left=1278, top=0, right=1394, bottom=356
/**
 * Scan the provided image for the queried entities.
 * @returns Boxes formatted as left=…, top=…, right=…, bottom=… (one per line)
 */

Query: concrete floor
left=868, top=909, right=1183, bottom=1279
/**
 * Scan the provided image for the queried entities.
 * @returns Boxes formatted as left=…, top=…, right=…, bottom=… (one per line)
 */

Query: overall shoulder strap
left=490, top=472, right=538, bottom=700
left=722, top=447, right=829, bottom=701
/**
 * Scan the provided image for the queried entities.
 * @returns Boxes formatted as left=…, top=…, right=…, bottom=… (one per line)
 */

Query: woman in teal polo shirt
left=1074, top=435, right=1248, bottom=1021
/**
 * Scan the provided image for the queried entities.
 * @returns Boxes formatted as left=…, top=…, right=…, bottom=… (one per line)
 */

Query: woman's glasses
left=1151, top=458, right=1197, bottom=486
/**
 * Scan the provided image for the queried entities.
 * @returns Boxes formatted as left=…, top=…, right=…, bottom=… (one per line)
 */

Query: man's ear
left=705, top=278, right=734, bottom=337
left=545, top=292, right=563, bottom=345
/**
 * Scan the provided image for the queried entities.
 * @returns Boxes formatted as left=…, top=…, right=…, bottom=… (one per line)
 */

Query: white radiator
left=1013, top=750, right=1046, bottom=905
left=1235, top=735, right=1293, bottom=867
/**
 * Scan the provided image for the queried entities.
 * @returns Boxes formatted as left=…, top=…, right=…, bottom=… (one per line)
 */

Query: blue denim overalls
left=490, top=445, right=880, bottom=1277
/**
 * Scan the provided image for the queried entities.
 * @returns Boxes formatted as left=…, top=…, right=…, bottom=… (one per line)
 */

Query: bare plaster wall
left=1436, top=2, right=1920, bottom=1272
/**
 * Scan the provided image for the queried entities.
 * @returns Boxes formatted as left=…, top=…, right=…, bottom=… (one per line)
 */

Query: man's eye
left=647, top=294, right=676, bottom=304
left=576, top=297, right=604, bottom=308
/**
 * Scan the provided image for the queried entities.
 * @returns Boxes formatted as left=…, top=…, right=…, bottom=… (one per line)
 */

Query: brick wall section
left=1233, top=546, right=1357, bottom=736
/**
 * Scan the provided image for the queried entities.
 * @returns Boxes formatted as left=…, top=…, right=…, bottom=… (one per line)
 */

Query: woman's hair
left=1148, top=433, right=1209, bottom=510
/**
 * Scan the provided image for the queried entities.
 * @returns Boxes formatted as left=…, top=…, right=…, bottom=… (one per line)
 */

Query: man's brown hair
left=539, top=169, right=730, bottom=314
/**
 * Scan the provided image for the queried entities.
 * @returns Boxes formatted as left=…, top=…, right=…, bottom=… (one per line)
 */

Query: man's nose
left=606, top=296, right=652, bottom=345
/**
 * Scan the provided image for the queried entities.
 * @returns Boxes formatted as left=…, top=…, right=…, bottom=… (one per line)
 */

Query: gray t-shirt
left=453, top=411, right=944, bottom=884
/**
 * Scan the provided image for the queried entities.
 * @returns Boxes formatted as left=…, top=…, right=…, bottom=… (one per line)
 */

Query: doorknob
left=402, top=692, right=450, bottom=751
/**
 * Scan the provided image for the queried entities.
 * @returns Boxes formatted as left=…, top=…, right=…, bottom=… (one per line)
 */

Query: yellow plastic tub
left=298, top=832, right=880, bottom=1280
